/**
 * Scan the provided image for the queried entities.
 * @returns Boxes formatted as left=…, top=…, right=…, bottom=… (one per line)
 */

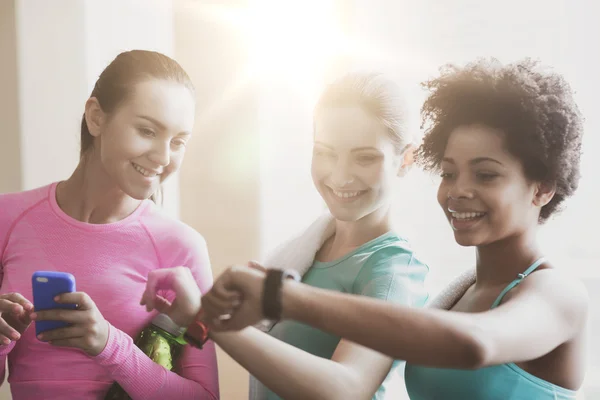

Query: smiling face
left=88, top=79, right=196, bottom=200
left=311, top=105, right=406, bottom=222
left=437, top=124, right=550, bottom=247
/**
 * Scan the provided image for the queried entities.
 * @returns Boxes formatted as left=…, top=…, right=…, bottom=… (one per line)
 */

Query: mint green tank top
left=404, top=258, right=579, bottom=400
left=264, top=232, right=430, bottom=400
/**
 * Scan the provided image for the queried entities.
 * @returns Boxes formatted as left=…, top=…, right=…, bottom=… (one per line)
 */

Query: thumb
left=153, top=296, right=173, bottom=314
left=140, top=270, right=164, bottom=309
left=247, top=260, right=267, bottom=272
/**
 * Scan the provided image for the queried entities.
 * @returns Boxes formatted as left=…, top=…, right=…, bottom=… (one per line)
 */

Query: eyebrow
left=137, top=115, right=191, bottom=136
left=351, top=147, right=381, bottom=153
left=442, top=157, right=504, bottom=166
left=314, top=141, right=333, bottom=149
left=314, top=142, right=380, bottom=152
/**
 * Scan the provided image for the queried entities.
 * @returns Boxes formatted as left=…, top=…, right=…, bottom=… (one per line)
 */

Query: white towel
left=251, top=213, right=336, bottom=334
left=263, top=213, right=337, bottom=276
left=248, top=213, right=476, bottom=400
left=427, top=268, right=476, bottom=310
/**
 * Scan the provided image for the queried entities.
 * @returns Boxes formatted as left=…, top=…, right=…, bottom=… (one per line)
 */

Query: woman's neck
left=319, top=206, right=393, bottom=261
left=474, top=228, right=543, bottom=288
left=57, top=155, right=141, bottom=224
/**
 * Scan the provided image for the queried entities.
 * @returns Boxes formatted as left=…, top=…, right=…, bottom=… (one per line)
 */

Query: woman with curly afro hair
left=401, top=58, right=588, bottom=399
left=139, top=59, right=588, bottom=400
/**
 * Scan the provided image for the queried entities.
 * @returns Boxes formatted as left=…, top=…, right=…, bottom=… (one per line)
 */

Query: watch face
left=283, top=270, right=301, bottom=282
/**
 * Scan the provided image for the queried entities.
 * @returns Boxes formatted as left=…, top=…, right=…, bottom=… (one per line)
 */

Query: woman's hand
left=31, top=292, right=109, bottom=356
left=202, top=262, right=265, bottom=332
left=140, top=266, right=203, bottom=327
left=0, top=293, right=34, bottom=345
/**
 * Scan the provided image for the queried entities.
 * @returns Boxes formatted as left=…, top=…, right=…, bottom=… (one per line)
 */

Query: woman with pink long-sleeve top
left=0, top=50, right=219, bottom=400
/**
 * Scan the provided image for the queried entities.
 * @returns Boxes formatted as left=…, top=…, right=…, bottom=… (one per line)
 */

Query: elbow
left=326, top=389, right=370, bottom=400
left=207, top=390, right=219, bottom=400
left=329, top=372, right=375, bottom=400
left=459, top=326, right=495, bottom=370
left=290, top=386, right=356, bottom=400
left=312, top=369, right=370, bottom=400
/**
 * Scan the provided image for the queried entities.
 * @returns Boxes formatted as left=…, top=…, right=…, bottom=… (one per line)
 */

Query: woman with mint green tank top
left=193, top=59, right=588, bottom=400
left=398, top=59, right=588, bottom=399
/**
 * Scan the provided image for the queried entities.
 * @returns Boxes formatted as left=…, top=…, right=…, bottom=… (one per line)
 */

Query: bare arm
left=212, top=328, right=392, bottom=400
left=281, top=269, right=588, bottom=368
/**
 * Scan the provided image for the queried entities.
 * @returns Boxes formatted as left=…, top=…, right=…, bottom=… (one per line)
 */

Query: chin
left=330, top=203, right=384, bottom=223
left=121, top=183, right=157, bottom=201
left=327, top=205, right=363, bottom=222
left=128, top=190, right=154, bottom=201
left=328, top=210, right=358, bottom=222
left=454, top=235, right=477, bottom=247
left=453, top=232, right=495, bottom=248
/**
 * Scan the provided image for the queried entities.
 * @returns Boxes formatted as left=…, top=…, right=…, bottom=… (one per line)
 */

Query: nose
left=330, top=158, right=355, bottom=187
left=148, top=140, right=170, bottom=167
left=447, top=176, right=475, bottom=200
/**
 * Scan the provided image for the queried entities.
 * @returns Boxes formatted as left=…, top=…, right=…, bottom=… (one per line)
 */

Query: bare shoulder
left=509, top=266, right=589, bottom=325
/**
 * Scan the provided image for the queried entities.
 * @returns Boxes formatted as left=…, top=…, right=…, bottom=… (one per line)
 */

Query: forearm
left=282, top=281, right=487, bottom=368
left=211, top=328, right=372, bottom=400
left=95, top=324, right=218, bottom=400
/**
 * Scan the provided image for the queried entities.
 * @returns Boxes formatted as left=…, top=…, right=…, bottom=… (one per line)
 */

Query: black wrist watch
left=262, top=269, right=300, bottom=321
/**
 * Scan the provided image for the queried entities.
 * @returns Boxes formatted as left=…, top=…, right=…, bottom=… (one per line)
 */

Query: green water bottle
left=104, top=313, right=187, bottom=400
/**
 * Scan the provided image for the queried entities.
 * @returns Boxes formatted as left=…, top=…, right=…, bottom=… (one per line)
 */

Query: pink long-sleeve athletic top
left=0, top=182, right=219, bottom=399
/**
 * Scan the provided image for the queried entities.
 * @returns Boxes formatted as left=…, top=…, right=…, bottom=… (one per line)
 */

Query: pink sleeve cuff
left=92, top=323, right=217, bottom=400
left=93, top=322, right=166, bottom=397
left=0, top=341, right=16, bottom=357
left=93, top=322, right=131, bottom=366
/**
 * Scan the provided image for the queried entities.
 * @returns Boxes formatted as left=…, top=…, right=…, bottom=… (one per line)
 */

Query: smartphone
left=32, top=271, right=77, bottom=337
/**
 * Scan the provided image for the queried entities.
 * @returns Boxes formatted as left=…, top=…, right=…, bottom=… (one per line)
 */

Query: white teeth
left=332, top=190, right=363, bottom=199
left=133, top=163, right=158, bottom=178
left=451, top=212, right=485, bottom=220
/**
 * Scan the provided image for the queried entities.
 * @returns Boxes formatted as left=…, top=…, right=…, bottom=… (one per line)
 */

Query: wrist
left=171, top=308, right=201, bottom=329
left=281, top=278, right=303, bottom=320
left=262, top=269, right=300, bottom=321
left=89, top=320, right=111, bottom=357
left=183, top=315, right=210, bottom=349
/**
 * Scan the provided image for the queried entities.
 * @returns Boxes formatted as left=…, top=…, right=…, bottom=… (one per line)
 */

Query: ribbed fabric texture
left=0, top=183, right=219, bottom=400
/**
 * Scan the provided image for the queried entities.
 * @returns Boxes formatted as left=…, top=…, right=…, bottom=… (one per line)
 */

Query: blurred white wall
left=0, top=0, right=21, bottom=195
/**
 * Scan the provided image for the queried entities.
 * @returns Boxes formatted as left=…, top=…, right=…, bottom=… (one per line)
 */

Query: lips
left=450, top=211, right=486, bottom=220
left=331, top=189, right=366, bottom=199
left=449, top=210, right=487, bottom=231
left=132, top=162, right=160, bottom=179
left=323, top=186, right=369, bottom=205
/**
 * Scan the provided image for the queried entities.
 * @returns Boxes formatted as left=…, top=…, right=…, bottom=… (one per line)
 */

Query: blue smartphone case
left=32, top=271, right=77, bottom=336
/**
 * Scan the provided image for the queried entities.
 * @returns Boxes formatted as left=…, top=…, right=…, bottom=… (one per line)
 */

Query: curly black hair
left=416, top=58, right=584, bottom=222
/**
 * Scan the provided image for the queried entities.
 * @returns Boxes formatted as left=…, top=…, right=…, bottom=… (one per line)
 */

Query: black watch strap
left=262, top=269, right=300, bottom=320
